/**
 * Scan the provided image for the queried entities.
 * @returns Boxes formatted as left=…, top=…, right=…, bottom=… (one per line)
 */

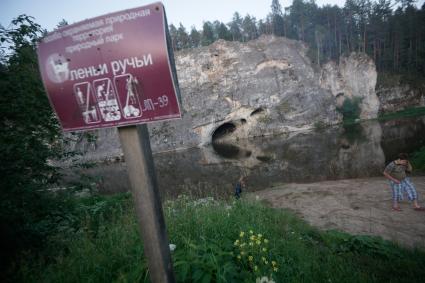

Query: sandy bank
left=255, top=176, right=425, bottom=248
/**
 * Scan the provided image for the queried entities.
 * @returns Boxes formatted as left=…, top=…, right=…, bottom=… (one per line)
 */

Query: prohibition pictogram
left=114, top=74, right=142, bottom=119
left=73, top=82, right=101, bottom=124
left=93, top=78, right=122, bottom=122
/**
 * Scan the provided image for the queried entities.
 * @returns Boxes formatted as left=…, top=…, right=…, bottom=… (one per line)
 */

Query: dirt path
left=254, top=177, right=425, bottom=249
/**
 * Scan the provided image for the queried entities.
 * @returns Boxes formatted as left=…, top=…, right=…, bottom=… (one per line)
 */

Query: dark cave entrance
left=211, top=122, right=237, bottom=142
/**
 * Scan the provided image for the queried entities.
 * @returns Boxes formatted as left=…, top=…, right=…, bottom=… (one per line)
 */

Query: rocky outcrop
left=175, top=36, right=342, bottom=146
left=320, top=53, right=380, bottom=119
left=66, top=36, right=385, bottom=162
left=377, top=85, right=425, bottom=113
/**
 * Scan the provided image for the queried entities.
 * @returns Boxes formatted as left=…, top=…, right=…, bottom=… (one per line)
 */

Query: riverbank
left=255, top=176, right=425, bottom=248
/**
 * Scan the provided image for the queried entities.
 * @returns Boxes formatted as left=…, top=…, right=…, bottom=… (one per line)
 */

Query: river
left=66, top=115, right=425, bottom=199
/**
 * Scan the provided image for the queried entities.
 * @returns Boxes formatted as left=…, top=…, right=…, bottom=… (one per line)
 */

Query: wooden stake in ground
left=118, top=125, right=175, bottom=283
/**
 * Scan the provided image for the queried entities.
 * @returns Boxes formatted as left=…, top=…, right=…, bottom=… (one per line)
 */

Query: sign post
left=37, top=2, right=180, bottom=282
left=118, top=125, right=174, bottom=282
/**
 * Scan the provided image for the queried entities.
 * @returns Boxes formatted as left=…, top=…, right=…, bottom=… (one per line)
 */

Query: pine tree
left=189, top=26, right=201, bottom=48
left=216, top=22, right=232, bottom=40
left=201, top=21, right=215, bottom=46
left=271, top=0, right=285, bottom=36
left=242, top=15, right=259, bottom=41
left=177, top=23, right=190, bottom=50
left=168, top=24, right=178, bottom=51
left=229, top=12, right=243, bottom=41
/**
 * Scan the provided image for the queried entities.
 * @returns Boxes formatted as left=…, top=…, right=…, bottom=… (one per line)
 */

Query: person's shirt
left=384, top=160, right=412, bottom=181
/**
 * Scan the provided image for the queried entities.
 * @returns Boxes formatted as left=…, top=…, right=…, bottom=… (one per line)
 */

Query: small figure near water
left=383, top=153, right=425, bottom=211
left=234, top=176, right=246, bottom=199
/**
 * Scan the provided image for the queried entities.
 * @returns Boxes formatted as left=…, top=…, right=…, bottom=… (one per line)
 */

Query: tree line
left=169, top=0, right=425, bottom=77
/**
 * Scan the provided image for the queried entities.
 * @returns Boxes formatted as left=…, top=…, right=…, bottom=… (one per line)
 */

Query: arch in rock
left=211, top=122, right=237, bottom=143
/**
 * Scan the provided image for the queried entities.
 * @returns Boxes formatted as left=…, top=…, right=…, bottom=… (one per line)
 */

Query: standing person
left=234, top=176, right=246, bottom=199
left=383, top=153, right=424, bottom=211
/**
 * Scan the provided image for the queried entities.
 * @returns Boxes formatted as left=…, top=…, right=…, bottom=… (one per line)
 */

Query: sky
left=1, top=0, right=424, bottom=32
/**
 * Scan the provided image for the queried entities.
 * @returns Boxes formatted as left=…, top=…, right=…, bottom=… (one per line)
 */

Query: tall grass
left=16, top=195, right=425, bottom=282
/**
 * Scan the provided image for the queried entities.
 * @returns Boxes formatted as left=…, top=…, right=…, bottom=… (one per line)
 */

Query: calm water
left=67, top=116, right=425, bottom=198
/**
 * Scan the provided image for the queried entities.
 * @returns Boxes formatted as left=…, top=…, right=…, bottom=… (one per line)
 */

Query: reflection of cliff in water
left=380, top=116, right=425, bottom=162
left=69, top=116, right=425, bottom=198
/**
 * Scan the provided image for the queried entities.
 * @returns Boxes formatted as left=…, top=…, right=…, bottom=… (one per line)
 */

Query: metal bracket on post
left=118, top=124, right=175, bottom=283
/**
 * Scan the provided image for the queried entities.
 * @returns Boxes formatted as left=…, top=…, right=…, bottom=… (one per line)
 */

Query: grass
left=15, top=194, right=425, bottom=283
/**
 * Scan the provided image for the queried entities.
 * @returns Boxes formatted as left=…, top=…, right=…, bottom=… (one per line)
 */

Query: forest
left=169, top=0, right=425, bottom=82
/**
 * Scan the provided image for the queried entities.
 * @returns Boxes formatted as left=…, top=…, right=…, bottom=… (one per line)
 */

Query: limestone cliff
left=320, top=53, right=380, bottom=120
left=377, top=85, right=425, bottom=113
left=66, top=36, right=384, bottom=162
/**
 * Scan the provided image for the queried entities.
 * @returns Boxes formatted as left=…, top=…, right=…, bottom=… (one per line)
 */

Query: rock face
left=320, top=53, right=380, bottom=119
left=176, top=36, right=340, bottom=146
left=66, top=36, right=385, bottom=162
left=377, top=85, right=425, bottom=113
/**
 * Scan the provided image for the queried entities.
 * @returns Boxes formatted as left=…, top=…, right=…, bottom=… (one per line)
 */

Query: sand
left=254, top=176, right=425, bottom=249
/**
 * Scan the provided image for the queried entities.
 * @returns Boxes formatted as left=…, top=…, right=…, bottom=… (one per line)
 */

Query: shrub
left=411, top=146, right=425, bottom=171
left=337, top=97, right=362, bottom=123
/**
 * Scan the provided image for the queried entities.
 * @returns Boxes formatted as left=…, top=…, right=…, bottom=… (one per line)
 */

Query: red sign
left=37, top=2, right=181, bottom=132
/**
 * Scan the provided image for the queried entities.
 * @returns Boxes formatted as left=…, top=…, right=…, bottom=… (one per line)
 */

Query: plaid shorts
left=390, top=178, right=418, bottom=201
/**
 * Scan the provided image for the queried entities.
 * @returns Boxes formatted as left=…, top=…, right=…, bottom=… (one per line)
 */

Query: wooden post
left=118, top=124, right=175, bottom=283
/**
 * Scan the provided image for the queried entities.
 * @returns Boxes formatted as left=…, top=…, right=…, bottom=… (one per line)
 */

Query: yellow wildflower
left=273, top=267, right=278, bottom=272
left=237, top=255, right=241, bottom=260
left=264, top=239, right=269, bottom=244
left=248, top=256, right=253, bottom=261
left=241, top=243, right=246, bottom=247
left=271, top=261, right=277, bottom=266
left=241, top=251, right=245, bottom=255
left=250, top=235, right=256, bottom=241
left=240, top=231, right=245, bottom=237
left=254, top=265, right=258, bottom=271
left=265, top=261, right=269, bottom=265
left=256, top=240, right=261, bottom=245
left=262, top=248, right=267, bottom=252
left=249, top=242, right=254, bottom=246
left=234, top=240, right=240, bottom=246
left=258, top=234, right=263, bottom=238
left=249, top=230, right=254, bottom=234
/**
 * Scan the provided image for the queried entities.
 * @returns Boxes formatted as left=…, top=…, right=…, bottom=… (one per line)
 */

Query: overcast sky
left=1, top=0, right=424, bottom=32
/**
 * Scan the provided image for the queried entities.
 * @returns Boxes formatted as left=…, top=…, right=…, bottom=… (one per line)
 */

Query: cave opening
left=212, top=122, right=237, bottom=142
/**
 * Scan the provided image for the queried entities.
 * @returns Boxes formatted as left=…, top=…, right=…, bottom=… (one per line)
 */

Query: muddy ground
left=254, top=176, right=425, bottom=249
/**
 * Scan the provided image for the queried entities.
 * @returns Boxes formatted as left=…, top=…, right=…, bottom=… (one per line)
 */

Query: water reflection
left=67, top=116, right=425, bottom=198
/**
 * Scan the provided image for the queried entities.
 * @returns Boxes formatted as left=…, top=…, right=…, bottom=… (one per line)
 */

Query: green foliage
left=0, top=15, right=74, bottom=278
left=18, top=194, right=144, bottom=283
left=16, top=195, right=425, bottom=283
left=169, top=1, right=425, bottom=85
left=377, top=72, right=425, bottom=91
left=234, top=230, right=279, bottom=278
left=411, top=146, right=425, bottom=171
left=337, top=97, right=362, bottom=123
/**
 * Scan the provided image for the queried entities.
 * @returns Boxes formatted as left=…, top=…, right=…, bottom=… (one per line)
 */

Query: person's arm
left=383, top=171, right=400, bottom=184
left=383, top=162, right=400, bottom=184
